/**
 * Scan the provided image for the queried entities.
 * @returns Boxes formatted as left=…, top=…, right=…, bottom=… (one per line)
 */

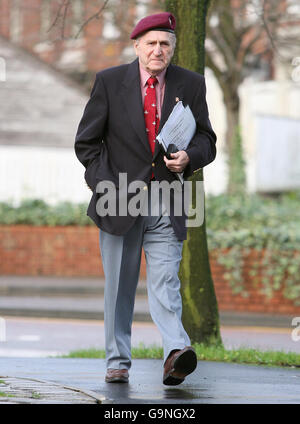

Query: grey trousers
left=99, top=212, right=191, bottom=370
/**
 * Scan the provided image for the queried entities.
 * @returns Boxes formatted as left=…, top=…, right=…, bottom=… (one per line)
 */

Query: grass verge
left=62, top=343, right=300, bottom=368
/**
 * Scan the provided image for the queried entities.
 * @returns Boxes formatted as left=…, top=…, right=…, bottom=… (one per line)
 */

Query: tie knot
left=147, top=77, right=158, bottom=87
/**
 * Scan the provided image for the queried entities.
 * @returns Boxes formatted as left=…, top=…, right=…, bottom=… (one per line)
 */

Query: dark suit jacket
left=75, top=58, right=216, bottom=240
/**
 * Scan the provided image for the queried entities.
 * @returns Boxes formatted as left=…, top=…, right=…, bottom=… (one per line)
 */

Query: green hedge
left=0, top=199, right=92, bottom=226
left=205, top=192, right=300, bottom=249
left=204, top=192, right=300, bottom=303
left=1, top=192, right=299, bottom=230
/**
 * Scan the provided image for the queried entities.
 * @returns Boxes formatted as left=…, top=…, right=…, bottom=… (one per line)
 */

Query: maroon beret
left=130, top=12, right=176, bottom=40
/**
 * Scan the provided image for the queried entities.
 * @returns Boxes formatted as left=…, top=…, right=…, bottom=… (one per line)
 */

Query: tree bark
left=223, top=89, right=246, bottom=195
left=165, top=0, right=222, bottom=346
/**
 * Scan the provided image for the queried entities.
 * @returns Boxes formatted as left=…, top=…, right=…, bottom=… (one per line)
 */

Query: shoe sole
left=163, top=349, right=197, bottom=386
left=105, top=377, right=129, bottom=383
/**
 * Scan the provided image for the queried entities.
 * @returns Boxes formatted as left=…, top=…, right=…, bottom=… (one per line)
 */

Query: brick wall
left=22, top=0, right=41, bottom=51
left=0, top=225, right=103, bottom=277
left=210, top=250, right=298, bottom=316
left=0, top=225, right=299, bottom=315
left=0, top=0, right=10, bottom=38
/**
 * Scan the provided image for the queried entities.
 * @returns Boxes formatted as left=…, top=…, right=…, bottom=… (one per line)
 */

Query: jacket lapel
left=120, top=59, right=152, bottom=156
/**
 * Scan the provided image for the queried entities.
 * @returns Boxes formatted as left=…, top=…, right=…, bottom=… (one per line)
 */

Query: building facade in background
left=0, top=0, right=159, bottom=88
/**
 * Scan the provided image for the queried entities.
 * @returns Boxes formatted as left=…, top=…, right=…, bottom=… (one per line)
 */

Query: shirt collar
left=139, top=65, right=167, bottom=88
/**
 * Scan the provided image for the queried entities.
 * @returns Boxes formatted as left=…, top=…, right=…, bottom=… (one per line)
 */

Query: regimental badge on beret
left=130, top=12, right=176, bottom=40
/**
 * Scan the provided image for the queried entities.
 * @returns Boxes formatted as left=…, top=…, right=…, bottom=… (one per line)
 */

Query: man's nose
left=153, top=43, right=162, bottom=55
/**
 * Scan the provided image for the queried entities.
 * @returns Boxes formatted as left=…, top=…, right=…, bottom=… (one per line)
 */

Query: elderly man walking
left=75, top=12, right=216, bottom=386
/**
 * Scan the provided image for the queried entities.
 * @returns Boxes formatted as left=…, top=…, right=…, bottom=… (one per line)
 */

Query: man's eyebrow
left=145, top=39, right=171, bottom=44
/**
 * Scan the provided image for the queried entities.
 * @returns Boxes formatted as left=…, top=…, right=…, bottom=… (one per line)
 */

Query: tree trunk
left=223, top=89, right=246, bottom=195
left=165, top=0, right=222, bottom=346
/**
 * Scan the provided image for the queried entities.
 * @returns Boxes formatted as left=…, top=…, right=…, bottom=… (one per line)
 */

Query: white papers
left=156, top=101, right=196, bottom=184
left=156, top=101, right=196, bottom=151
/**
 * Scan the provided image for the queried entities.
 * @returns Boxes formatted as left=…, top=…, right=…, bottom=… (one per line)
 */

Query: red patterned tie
left=144, top=77, right=160, bottom=155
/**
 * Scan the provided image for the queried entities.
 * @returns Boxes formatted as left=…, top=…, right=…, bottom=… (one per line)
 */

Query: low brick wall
left=0, top=225, right=298, bottom=315
left=209, top=250, right=298, bottom=316
left=0, top=225, right=104, bottom=277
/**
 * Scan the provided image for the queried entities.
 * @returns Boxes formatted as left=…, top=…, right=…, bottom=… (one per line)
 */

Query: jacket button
left=152, top=162, right=155, bottom=167
left=143, top=185, right=148, bottom=191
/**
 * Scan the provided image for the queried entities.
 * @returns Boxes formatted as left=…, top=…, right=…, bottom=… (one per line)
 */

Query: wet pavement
left=1, top=357, right=299, bottom=404
left=0, top=275, right=299, bottom=405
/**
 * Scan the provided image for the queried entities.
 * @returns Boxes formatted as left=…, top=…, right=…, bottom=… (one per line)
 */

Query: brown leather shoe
left=105, top=368, right=129, bottom=383
left=163, top=346, right=197, bottom=386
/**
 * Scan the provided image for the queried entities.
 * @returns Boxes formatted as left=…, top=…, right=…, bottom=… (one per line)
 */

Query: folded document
left=156, top=101, right=196, bottom=152
left=156, top=101, right=196, bottom=184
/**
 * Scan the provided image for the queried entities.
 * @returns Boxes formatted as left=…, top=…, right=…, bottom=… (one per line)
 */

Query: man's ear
left=133, top=41, right=139, bottom=57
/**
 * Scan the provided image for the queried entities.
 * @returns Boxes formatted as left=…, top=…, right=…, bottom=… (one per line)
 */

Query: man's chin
left=148, top=64, right=166, bottom=74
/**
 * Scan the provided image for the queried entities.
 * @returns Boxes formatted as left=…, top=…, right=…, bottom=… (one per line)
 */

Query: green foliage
left=205, top=191, right=300, bottom=304
left=0, top=199, right=92, bottom=226
left=193, top=343, right=300, bottom=368
left=63, top=348, right=106, bottom=359
left=63, top=343, right=300, bottom=368
left=131, top=343, right=164, bottom=359
left=205, top=192, right=300, bottom=239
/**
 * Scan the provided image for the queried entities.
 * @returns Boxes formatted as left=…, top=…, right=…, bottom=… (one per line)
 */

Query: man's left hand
left=163, top=150, right=190, bottom=173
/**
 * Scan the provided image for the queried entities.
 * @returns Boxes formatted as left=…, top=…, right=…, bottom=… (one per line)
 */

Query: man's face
left=134, top=30, right=175, bottom=76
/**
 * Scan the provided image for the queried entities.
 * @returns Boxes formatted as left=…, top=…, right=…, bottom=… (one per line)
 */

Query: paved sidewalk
left=0, top=276, right=299, bottom=404
left=1, top=357, right=300, bottom=404
left=0, top=375, right=102, bottom=404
